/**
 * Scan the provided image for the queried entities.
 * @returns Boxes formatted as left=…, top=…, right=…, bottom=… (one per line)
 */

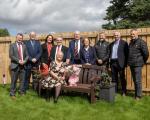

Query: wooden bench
left=38, top=65, right=103, bottom=103
left=62, top=65, right=103, bottom=103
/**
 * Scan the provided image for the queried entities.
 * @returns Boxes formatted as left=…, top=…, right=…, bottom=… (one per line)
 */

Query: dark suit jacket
left=25, top=40, right=42, bottom=68
left=80, top=46, right=96, bottom=64
left=110, top=39, right=128, bottom=68
left=9, top=42, right=29, bottom=70
left=67, top=39, right=83, bottom=64
left=41, top=43, right=53, bottom=65
left=50, top=45, right=68, bottom=62
left=95, top=40, right=110, bottom=65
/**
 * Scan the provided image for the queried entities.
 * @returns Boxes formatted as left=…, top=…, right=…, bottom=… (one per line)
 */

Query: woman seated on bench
left=40, top=51, right=67, bottom=103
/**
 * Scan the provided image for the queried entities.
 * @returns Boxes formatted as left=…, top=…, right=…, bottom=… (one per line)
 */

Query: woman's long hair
left=45, top=34, right=54, bottom=45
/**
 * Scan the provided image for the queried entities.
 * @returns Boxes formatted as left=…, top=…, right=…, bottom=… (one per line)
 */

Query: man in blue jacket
left=24, top=31, right=42, bottom=91
left=66, top=31, right=83, bottom=64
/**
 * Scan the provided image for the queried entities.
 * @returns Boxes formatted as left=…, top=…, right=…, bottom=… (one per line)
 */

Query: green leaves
left=100, top=72, right=112, bottom=87
left=103, top=0, right=150, bottom=29
left=0, top=28, right=10, bottom=37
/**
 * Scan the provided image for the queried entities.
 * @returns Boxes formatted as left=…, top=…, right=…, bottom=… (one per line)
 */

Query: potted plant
left=99, top=71, right=116, bottom=102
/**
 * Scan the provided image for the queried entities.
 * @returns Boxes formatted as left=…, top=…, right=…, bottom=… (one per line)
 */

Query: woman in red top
left=41, top=34, right=54, bottom=67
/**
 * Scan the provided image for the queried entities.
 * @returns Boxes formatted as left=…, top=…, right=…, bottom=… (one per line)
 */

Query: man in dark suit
left=50, top=36, right=68, bottom=62
left=95, top=32, right=110, bottom=67
left=109, top=31, right=128, bottom=95
left=24, top=32, right=42, bottom=91
left=128, top=29, right=149, bottom=100
left=66, top=31, right=83, bottom=64
left=9, top=33, right=29, bottom=98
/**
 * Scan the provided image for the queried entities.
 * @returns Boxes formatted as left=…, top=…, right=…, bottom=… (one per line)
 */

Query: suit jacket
left=80, top=46, right=96, bottom=64
left=41, top=43, right=53, bottom=65
left=67, top=39, right=83, bottom=64
left=9, top=42, right=29, bottom=70
left=110, top=39, right=128, bottom=68
left=50, top=45, right=68, bottom=62
left=95, top=40, right=110, bottom=65
left=25, top=40, right=42, bottom=68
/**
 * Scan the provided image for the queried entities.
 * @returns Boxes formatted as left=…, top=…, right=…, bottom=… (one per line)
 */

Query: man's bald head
left=113, top=31, right=121, bottom=40
left=29, top=31, right=36, bottom=40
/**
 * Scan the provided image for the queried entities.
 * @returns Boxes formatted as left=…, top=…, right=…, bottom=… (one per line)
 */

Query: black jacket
left=110, top=39, right=129, bottom=69
left=128, top=38, right=149, bottom=67
left=95, top=40, right=110, bottom=65
left=41, top=43, right=52, bottom=65
left=50, top=45, right=68, bottom=62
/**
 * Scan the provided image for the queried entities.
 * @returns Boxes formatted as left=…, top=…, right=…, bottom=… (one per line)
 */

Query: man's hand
left=58, top=76, right=65, bottom=81
left=97, top=59, right=103, bottom=64
left=19, top=60, right=25, bottom=65
left=42, top=63, right=47, bottom=68
left=66, top=59, right=70, bottom=64
left=85, top=63, right=91, bottom=65
left=32, top=58, right=37, bottom=63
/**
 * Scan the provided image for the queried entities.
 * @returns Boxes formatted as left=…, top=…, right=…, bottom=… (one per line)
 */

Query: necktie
left=57, top=45, right=61, bottom=54
left=18, top=44, right=22, bottom=61
left=58, top=45, right=60, bottom=51
left=74, top=41, right=78, bottom=57
left=31, top=40, right=35, bottom=49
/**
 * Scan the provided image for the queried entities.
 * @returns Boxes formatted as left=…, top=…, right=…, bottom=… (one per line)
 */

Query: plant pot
left=99, top=83, right=116, bottom=102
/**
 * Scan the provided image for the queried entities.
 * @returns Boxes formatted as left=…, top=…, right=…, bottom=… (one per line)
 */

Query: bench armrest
left=90, top=76, right=101, bottom=84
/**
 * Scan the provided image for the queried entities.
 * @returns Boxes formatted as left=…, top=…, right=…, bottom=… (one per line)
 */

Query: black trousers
left=10, top=66, right=25, bottom=96
left=130, top=66, right=142, bottom=97
left=111, top=60, right=127, bottom=94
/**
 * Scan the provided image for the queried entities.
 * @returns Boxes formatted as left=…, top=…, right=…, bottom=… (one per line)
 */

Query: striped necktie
left=74, top=41, right=78, bottom=57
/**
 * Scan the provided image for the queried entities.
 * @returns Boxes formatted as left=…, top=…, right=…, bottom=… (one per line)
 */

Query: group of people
left=9, top=29, right=149, bottom=102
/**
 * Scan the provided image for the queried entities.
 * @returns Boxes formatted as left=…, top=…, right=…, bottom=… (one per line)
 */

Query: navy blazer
left=25, top=40, right=42, bottom=68
left=67, top=39, right=83, bottom=64
left=110, top=39, right=128, bottom=68
left=80, top=46, right=96, bottom=64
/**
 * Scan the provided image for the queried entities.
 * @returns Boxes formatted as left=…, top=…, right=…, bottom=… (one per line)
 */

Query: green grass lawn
left=0, top=85, right=150, bottom=120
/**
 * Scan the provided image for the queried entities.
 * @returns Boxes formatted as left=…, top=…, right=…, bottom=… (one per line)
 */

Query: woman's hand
left=59, top=76, right=65, bottom=81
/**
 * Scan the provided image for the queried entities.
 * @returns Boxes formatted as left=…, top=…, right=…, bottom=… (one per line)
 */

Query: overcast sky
left=0, top=0, right=110, bottom=35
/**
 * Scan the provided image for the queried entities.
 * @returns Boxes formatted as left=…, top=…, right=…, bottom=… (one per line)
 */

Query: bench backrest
left=79, top=65, right=104, bottom=84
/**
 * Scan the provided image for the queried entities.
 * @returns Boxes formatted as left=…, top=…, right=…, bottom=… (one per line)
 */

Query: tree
left=0, top=28, right=10, bottom=37
left=102, top=0, right=150, bottom=29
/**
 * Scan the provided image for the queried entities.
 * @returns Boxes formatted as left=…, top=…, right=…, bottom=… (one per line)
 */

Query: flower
left=99, top=72, right=112, bottom=87
left=65, top=65, right=74, bottom=75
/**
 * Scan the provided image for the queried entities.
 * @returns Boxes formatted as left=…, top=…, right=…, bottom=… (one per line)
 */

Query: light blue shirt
left=111, top=40, right=120, bottom=59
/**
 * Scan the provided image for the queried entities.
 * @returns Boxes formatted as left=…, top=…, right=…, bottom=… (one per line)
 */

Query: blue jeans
left=130, top=66, right=142, bottom=97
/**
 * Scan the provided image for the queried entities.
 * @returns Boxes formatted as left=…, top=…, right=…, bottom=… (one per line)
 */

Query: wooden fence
left=0, top=28, right=150, bottom=93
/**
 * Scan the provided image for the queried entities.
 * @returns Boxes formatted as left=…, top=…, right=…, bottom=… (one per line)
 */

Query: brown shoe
left=11, top=96, right=16, bottom=100
left=122, top=93, right=126, bottom=97
left=20, top=93, right=25, bottom=96
left=135, top=97, right=141, bottom=101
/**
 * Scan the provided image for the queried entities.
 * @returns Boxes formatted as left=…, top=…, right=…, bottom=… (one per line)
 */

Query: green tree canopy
left=102, top=0, right=150, bottom=29
left=0, top=28, right=10, bottom=37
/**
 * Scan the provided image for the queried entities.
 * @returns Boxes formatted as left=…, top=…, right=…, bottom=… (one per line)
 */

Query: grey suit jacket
left=9, top=42, right=29, bottom=70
